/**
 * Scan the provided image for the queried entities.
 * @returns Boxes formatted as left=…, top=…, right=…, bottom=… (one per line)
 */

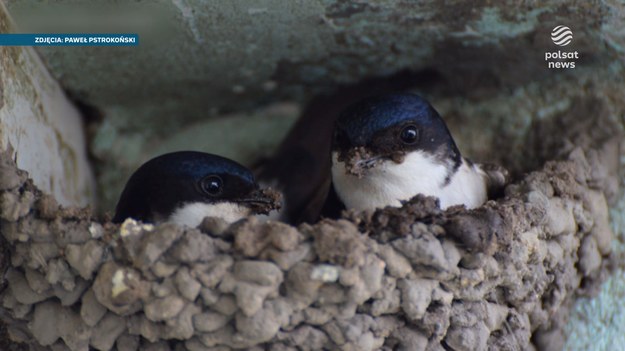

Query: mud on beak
left=235, top=188, right=282, bottom=215
left=338, top=146, right=398, bottom=178
left=354, top=155, right=386, bottom=170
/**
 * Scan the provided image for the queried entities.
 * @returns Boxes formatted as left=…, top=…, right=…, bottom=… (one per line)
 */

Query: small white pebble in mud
left=311, top=264, right=340, bottom=282
left=88, top=222, right=104, bottom=238
left=111, top=269, right=130, bottom=298
left=120, top=218, right=154, bottom=237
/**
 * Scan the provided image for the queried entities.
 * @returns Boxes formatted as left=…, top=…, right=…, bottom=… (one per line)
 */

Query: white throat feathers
left=331, top=151, right=487, bottom=211
left=168, top=202, right=251, bottom=228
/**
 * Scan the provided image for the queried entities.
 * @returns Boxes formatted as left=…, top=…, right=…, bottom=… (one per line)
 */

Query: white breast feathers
left=331, top=151, right=487, bottom=211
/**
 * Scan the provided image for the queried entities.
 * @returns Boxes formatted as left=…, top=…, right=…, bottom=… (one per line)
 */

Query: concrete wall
left=0, top=3, right=94, bottom=206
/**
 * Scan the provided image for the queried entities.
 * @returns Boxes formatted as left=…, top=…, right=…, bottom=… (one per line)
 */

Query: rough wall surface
left=0, top=113, right=620, bottom=350
left=0, top=3, right=95, bottom=207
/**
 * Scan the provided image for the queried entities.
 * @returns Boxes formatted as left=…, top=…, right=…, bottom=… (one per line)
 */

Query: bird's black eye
left=400, top=125, right=419, bottom=144
left=201, top=175, right=223, bottom=196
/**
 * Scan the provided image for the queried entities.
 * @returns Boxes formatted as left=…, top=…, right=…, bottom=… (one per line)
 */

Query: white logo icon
left=551, top=26, right=573, bottom=46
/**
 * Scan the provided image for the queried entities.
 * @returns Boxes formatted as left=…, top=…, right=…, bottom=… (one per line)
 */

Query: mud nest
left=0, top=118, right=621, bottom=351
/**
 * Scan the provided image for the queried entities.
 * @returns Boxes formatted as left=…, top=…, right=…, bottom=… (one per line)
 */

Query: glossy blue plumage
left=147, top=151, right=255, bottom=184
left=336, top=93, right=439, bottom=146
left=113, top=151, right=259, bottom=224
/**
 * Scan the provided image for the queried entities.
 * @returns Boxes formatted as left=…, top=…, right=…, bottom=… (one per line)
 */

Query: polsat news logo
left=545, top=25, right=578, bottom=69
left=551, top=25, right=573, bottom=46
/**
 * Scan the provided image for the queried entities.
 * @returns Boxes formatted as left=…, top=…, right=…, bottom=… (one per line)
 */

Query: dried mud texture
left=248, top=188, right=283, bottom=216
left=337, top=146, right=406, bottom=178
left=337, top=146, right=378, bottom=178
left=0, top=134, right=620, bottom=350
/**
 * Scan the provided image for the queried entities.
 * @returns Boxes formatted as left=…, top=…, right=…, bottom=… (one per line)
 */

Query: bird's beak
left=235, top=188, right=282, bottom=215
left=339, top=147, right=389, bottom=177
left=354, top=155, right=386, bottom=169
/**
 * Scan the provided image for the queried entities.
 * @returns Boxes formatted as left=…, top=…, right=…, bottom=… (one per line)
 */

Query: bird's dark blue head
left=113, top=151, right=279, bottom=224
left=333, top=93, right=461, bottom=166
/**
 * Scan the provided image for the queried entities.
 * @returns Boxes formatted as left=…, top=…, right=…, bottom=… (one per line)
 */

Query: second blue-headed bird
left=328, top=93, right=505, bottom=214
left=113, top=151, right=281, bottom=227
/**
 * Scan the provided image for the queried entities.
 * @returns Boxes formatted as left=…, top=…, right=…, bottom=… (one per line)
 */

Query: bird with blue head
left=329, top=92, right=504, bottom=213
left=113, top=151, right=281, bottom=227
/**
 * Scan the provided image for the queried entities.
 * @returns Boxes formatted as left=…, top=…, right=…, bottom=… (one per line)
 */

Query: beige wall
left=0, top=4, right=95, bottom=206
